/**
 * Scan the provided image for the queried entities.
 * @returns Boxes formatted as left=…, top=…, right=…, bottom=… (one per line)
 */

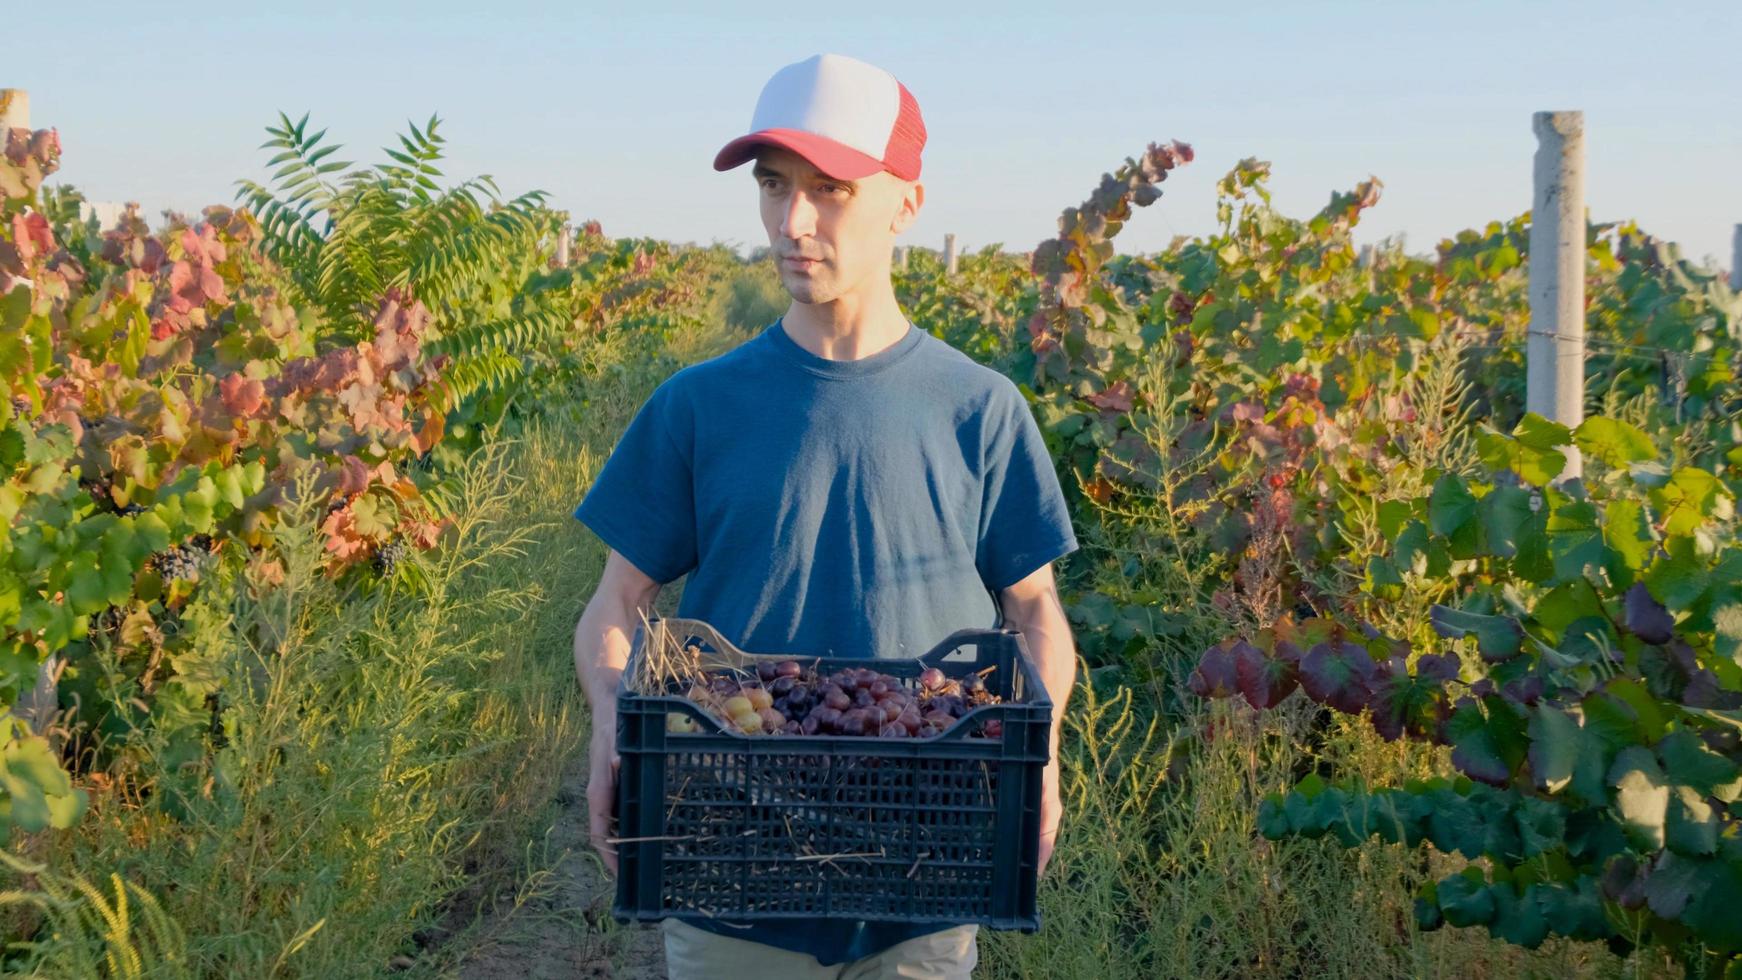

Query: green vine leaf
left=1430, top=605, right=1524, bottom=662
left=1512, top=796, right=1566, bottom=858
left=0, top=729, right=88, bottom=832
left=1489, top=882, right=1551, bottom=949
left=1715, top=601, right=1742, bottom=672
left=1574, top=416, right=1657, bottom=469
left=1657, top=730, right=1742, bottom=802
left=1651, top=467, right=1733, bottom=536
left=1665, top=785, right=1718, bottom=856
left=1643, top=852, right=1704, bottom=919
left=1437, top=868, right=1497, bottom=928
left=1448, top=697, right=1527, bottom=787
left=1681, top=858, right=1742, bottom=951
left=1603, top=497, right=1656, bottom=572
left=1527, top=704, right=1585, bottom=797
left=1429, top=475, right=1478, bottom=536
left=1645, top=537, right=1710, bottom=611
left=1608, top=746, right=1670, bottom=851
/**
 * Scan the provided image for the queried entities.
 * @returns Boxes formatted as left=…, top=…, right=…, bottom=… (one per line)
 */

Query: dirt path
left=441, top=582, right=693, bottom=980
left=444, top=748, right=668, bottom=980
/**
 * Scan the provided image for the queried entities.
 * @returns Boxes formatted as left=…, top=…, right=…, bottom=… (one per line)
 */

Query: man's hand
left=999, top=561, right=1077, bottom=880
left=1038, top=758, right=1062, bottom=878
left=587, top=707, right=621, bottom=875
left=574, top=549, right=662, bottom=877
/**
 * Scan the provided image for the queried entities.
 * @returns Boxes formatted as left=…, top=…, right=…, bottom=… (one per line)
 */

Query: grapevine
left=1192, top=414, right=1742, bottom=965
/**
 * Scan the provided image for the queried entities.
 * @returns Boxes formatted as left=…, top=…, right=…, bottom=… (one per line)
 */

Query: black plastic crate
left=612, top=616, right=1051, bottom=931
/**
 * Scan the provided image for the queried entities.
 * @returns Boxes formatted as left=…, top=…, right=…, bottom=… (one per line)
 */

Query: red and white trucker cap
left=713, top=53, right=926, bottom=182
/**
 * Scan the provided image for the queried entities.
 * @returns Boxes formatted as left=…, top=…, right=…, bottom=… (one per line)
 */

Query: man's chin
left=780, top=277, right=833, bottom=305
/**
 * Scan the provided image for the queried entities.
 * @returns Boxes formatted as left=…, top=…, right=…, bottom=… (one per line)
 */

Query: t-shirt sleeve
left=976, top=384, right=1079, bottom=592
left=572, top=380, right=697, bottom=584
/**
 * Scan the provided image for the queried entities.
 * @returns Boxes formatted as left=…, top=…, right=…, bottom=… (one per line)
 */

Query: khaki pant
left=661, top=918, right=979, bottom=979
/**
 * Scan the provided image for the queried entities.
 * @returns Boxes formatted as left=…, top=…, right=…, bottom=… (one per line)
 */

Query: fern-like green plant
left=235, top=114, right=569, bottom=414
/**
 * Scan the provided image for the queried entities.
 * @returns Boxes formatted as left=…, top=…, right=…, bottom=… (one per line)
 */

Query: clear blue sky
left=13, top=1, right=1740, bottom=266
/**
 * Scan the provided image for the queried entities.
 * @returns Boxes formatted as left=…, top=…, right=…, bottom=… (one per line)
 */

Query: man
left=571, top=52, right=1079, bottom=978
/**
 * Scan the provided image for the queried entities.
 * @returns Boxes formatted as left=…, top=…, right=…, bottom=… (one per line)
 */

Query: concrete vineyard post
left=944, top=233, right=957, bottom=276
left=1732, top=224, right=1741, bottom=291
left=0, top=88, right=27, bottom=129
left=895, top=245, right=908, bottom=271
left=555, top=223, right=572, bottom=268
left=1527, top=110, right=1586, bottom=482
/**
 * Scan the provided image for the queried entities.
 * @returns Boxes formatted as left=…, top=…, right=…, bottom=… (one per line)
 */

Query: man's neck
left=779, top=286, right=911, bottom=362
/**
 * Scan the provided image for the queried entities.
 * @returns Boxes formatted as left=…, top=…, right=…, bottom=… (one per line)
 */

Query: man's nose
left=781, top=189, right=818, bottom=240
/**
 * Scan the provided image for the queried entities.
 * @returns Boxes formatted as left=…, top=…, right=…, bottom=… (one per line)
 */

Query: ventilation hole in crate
left=652, top=749, right=1004, bottom=919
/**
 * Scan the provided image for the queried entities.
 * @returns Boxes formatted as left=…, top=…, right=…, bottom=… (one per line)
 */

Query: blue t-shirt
left=573, top=316, right=1078, bottom=963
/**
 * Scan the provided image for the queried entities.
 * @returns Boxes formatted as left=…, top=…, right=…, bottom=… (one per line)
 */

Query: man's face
left=753, top=146, right=922, bottom=305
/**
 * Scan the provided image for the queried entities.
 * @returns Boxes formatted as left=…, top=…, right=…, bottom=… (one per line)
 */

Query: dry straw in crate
left=626, top=609, right=832, bottom=698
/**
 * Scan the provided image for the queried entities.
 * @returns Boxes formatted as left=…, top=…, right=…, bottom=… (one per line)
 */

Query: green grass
left=7, top=427, right=595, bottom=976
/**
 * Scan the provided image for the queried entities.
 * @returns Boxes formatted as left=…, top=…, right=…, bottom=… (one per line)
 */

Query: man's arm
left=998, top=560, right=1076, bottom=878
left=574, top=548, right=664, bottom=875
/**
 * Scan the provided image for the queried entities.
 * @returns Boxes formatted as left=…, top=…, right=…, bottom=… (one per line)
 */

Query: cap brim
left=713, top=128, right=886, bottom=181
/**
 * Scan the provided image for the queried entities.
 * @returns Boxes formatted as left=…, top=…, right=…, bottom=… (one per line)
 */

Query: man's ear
left=890, top=179, right=924, bottom=235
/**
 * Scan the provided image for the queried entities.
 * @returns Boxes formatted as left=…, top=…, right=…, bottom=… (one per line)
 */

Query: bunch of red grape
left=667, top=660, right=1003, bottom=739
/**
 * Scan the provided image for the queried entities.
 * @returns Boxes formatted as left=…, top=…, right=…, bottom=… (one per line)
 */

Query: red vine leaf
left=219, top=373, right=266, bottom=419
left=1621, top=582, right=1674, bottom=645
left=1188, top=641, right=1240, bottom=699
left=1086, top=381, right=1134, bottom=414
left=1234, top=639, right=1298, bottom=709
left=1300, top=640, right=1376, bottom=714
left=1368, top=657, right=1451, bottom=743
left=11, top=211, right=54, bottom=262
